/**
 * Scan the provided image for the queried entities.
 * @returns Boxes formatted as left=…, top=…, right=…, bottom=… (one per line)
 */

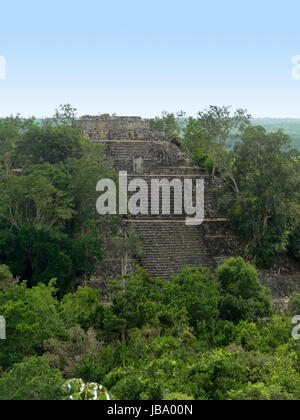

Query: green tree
left=217, top=257, right=272, bottom=323
left=60, top=287, right=104, bottom=330
left=15, top=125, right=83, bottom=168
left=149, top=111, right=185, bottom=142
left=186, top=349, right=249, bottom=400
left=0, top=222, right=104, bottom=294
left=0, top=357, right=65, bottom=400
left=52, top=104, right=78, bottom=127
left=182, top=117, right=213, bottom=170
left=0, top=128, right=114, bottom=294
left=0, top=173, right=74, bottom=232
left=164, top=266, right=220, bottom=336
left=228, top=382, right=295, bottom=400
left=288, top=223, right=300, bottom=262
left=44, top=325, right=101, bottom=378
left=0, top=282, right=66, bottom=368
left=220, top=126, right=300, bottom=267
left=107, top=268, right=166, bottom=342
left=198, top=105, right=251, bottom=177
left=288, top=292, right=300, bottom=316
left=0, top=265, right=15, bottom=291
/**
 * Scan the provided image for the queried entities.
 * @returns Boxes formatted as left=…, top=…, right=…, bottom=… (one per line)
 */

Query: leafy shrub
left=0, top=357, right=65, bottom=400
left=217, top=257, right=272, bottom=323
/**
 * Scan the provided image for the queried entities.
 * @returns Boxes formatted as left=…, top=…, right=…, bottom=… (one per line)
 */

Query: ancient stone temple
left=75, top=115, right=239, bottom=298
left=75, top=115, right=300, bottom=305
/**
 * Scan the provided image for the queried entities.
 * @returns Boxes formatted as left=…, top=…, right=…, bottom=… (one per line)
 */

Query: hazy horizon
left=2, top=111, right=300, bottom=120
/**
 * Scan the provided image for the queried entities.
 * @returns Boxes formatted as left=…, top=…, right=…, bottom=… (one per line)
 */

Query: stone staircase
left=132, top=221, right=215, bottom=280
left=76, top=115, right=240, bottom=299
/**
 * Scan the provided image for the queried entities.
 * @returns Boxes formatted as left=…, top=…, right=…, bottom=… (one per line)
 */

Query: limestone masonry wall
left=74, top=115, right=158, bottom=141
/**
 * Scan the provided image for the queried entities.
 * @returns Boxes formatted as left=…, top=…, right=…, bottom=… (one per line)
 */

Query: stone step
left=132, top=222, right=218, bottom=280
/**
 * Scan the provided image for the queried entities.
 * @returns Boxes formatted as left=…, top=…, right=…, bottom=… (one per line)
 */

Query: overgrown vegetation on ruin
left=0, top=106, right=300, bottom=400
left=151, top=107, right=300, bottom=269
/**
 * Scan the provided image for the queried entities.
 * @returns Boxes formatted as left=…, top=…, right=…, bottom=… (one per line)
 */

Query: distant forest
left=253, top=118, right=300, bottom=150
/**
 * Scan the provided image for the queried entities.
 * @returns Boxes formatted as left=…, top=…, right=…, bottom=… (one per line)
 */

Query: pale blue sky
left=1, top=0, right=300, bottom=118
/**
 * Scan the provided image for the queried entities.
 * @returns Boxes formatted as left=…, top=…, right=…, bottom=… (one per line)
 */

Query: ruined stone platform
left=75, top=115, right=300, bottom=304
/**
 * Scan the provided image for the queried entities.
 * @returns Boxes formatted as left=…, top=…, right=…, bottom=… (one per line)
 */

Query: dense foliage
left=0, top=106, right=116, bottom=295
left=151, top=108, right=300, bottom=268
left=1, top=106, right=300, bottom=400
left=0, top=261, right=299, bottom=400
